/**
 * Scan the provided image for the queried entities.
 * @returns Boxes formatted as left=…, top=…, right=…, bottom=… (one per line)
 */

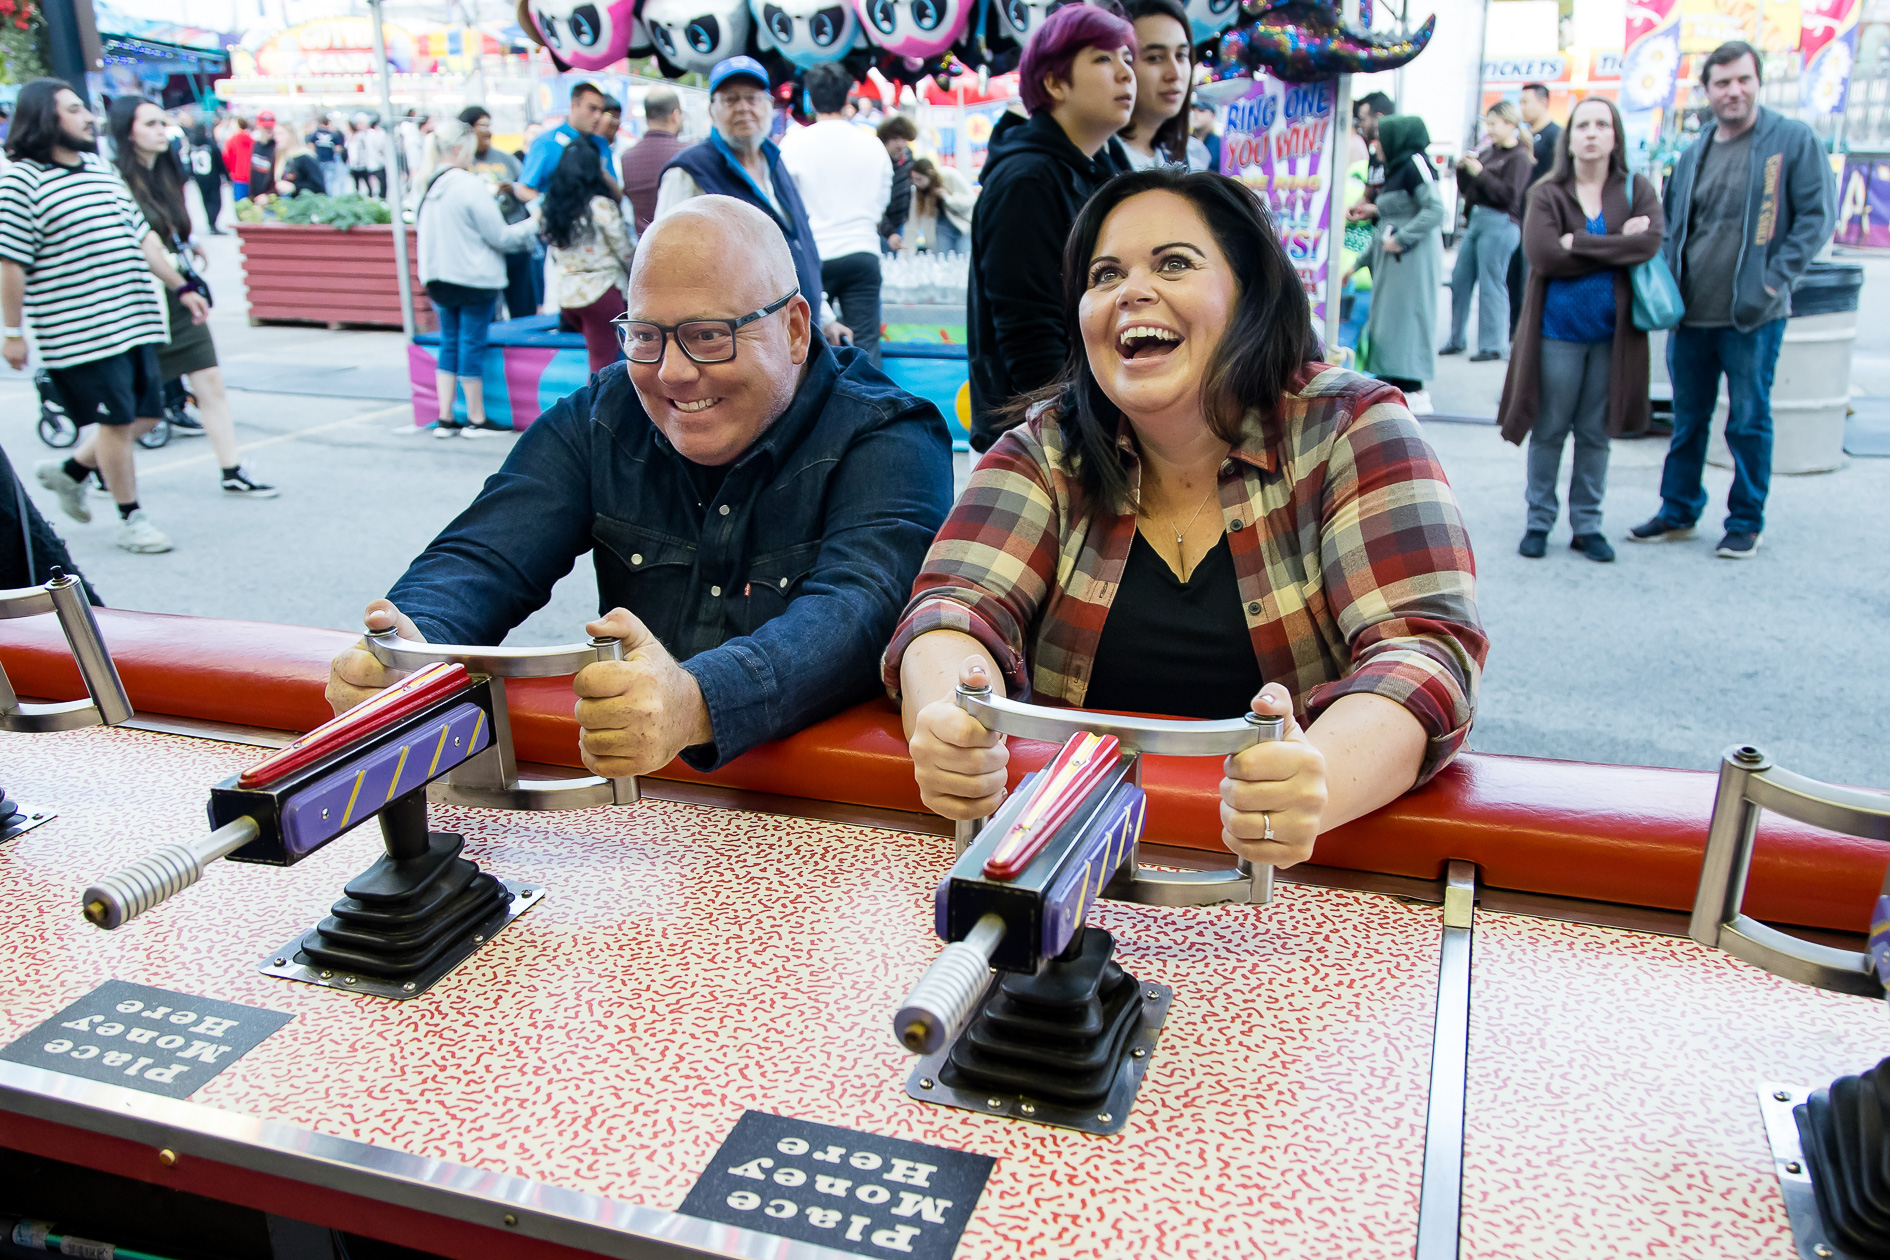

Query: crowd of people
left=1347, top=40, right=1832, bottom=562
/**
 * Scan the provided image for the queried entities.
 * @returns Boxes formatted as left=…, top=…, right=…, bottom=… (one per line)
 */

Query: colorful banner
left=1800, top=0, right=1860, bottom=113
left=1681, top=0, right=1760, bottom=52
left=1622, top=0, right=1683, bottom=109
left=1835, top=156, right=1890, bottom=247
left=1218, top=74, right=1338, bottom=325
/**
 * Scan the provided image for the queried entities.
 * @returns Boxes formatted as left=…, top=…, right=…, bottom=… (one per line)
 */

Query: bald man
left=327, top=197, right=953, bottom=774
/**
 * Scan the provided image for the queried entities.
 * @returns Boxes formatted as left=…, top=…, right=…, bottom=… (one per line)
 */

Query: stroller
left=34, top=370, right=199, bottom=451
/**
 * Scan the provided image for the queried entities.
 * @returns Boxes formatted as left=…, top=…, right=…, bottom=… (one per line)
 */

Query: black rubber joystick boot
left=942, top=927, right=1146, bottom=1106
left=0, top=786, right=27, bottom=841
left=296, top=791, right=508, bottom=978
left=1798, top=1056, right=1890, bottom=1257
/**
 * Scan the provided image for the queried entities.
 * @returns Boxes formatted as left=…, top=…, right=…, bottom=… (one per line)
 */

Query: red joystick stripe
left=982, top=731, right=1121, bottom=880
left=238, top=662, right=470, bottom=789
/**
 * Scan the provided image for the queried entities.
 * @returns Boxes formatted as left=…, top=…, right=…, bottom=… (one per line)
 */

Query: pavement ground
left=2, top=229, right=1885, bottom=787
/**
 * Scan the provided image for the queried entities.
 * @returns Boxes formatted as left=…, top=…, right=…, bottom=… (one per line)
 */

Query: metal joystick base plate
left=903, top=980, right=1173, bottom=1136
left=1757, top=1081, right=1861, bottom=1260
left=257, top=880, right=544, bottom=1001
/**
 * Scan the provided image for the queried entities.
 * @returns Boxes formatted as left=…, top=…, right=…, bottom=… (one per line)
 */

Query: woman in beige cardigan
left=1498, top=97, right=1664, bottom=563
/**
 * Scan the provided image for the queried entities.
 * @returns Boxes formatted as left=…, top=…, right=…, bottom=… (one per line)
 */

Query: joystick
left=893, top=686, right=1283, bottom=1133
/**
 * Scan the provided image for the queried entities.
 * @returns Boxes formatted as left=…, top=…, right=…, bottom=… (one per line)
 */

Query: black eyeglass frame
left=611, top=287, right=801, bottom=365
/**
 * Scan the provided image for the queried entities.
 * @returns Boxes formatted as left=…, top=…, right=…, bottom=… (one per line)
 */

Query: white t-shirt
left=778, top=118, right=892, bottom=262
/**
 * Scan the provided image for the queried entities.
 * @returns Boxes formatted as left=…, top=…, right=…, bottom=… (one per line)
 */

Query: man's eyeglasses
left=612, top=288, right=799, bottom=365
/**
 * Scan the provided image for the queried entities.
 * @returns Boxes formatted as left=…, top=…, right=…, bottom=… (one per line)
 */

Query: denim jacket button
left=710, top=585, right=722, bottom=597
left=632, top=553, right=643, bottom=565
left=778, top=578, right=788, bottom=589
left=719, top=504, right=730, bottom=516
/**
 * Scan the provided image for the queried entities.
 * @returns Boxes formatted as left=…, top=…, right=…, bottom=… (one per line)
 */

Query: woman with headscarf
left=1351, top=115, right=1443, bottom=415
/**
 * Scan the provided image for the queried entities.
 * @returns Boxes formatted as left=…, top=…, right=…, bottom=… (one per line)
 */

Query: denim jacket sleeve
left=676, top=398, right=954, bottom=770
left=385, top=387, right=598, bottom=644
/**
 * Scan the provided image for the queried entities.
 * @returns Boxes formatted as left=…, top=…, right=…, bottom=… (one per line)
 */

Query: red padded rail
left=3, top=609, right=1881, bottom=932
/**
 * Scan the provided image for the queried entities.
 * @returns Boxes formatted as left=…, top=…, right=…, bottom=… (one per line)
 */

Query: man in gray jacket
left=1630, top=41, right=1833, bottom=559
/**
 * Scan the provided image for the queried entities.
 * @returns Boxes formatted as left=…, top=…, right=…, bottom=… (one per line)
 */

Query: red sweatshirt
left=223, top=132, right=254, bottom=185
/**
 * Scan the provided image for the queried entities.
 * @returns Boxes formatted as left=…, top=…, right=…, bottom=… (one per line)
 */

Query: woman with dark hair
left=1351, top=114, right=1443, bottom=414
left=105, top=96, right=274, bottom=497
left=966, top=1, right=1137, bottom=451
left=886, top=169, right=1485, bottom=866
left=540, top=138, right=632, bottom=374
left=902, top=157, right=974, bottom=254
left=1119, top=0, right=1209, bottom=171
left=1499, top=96, right=1663, bottom=562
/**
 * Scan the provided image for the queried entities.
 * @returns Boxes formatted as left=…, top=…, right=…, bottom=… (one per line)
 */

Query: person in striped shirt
left=883, top=168, right=1487, bottom=869
left=0, top=79, right=209, bottom=554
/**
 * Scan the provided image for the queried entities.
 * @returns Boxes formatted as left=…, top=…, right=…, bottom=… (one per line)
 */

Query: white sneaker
left=1404, top=389, right=1435, bottom=417
left=114, top=509, right=173, bottom=554
left=433, top=423, right=462, bottom=441
left=34, top=459, right=91, bottom=523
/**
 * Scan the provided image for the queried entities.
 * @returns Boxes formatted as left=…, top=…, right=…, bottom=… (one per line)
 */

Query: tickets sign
left=0, top=981, right=293, bottom=1100
left=1218, top=74, right=1339, bottom=325
left=680, top=1110, right=994, bottom=1259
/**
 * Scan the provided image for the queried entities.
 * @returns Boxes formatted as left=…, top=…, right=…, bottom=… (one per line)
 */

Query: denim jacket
left=387, top=340, right=954, bottom=769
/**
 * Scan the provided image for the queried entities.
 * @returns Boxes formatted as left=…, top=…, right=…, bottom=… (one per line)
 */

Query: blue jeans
left=1448, top=205, right=1520, bottom=354
left=1662, top=319, right=1786, bottom=534
left=435, top=293, right=497, bottom=377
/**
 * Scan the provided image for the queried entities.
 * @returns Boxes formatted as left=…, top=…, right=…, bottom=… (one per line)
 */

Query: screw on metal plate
left=1815, top=1245, right=1834, bottom=1258
left=1787, top=1161, right=1803, bottom=1174
left=918, top=1078, right=933, bottom=1090
left=1019, top=1102, right=1036, bottom=1116
left=986, top=1097, right=1002, bottom=1109
left=1775, top=1090, right=1794, bottom=1102
left=157, top=1149, right=177, bottom=1167
left=1145, top=989, right=1158, bottom=1000
left=30, top=813, right=43, bottom=820
left=321, top=808, right=329, bottom=820
left=1132, top=1047, right=1147, bottom=1058
left=1735, top=745, right=1767, bottom=765
left=473, top=934, right=485, bottom=942
left=503, top=1214, right=518, bottom=1228
left=1096, top=1113, right=1112, bottom=1124
left=341, top=976, right=356, bottom=985
left=319, top=970, right=333, bottom=979
left=402, top=982, right=416, bottom=992
left=273, top=958, right=286, bottom=966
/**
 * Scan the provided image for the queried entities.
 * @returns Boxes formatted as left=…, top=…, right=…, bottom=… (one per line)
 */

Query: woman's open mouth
left=1117, top=325, right=1182, bottom=359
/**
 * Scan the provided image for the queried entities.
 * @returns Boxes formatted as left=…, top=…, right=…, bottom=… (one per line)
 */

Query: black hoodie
left=966, top=110, right=1127, bottom=451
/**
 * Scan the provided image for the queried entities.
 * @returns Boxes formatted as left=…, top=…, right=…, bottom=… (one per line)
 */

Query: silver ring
left=1262, top=811, right=1273, bottom=843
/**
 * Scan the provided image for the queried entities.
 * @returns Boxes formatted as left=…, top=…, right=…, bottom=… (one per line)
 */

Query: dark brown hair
left=1033, top=167, right=1317, bottom=510
left=1537, top=95, right=1629, bottom=191
left=107, top=95, right=190, bottom=242
left=1700, top=40, right=1762, bottom=87
left=1120, top=0, right=1193, bottom=162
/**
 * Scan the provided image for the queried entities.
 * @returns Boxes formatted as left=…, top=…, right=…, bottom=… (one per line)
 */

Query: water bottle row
left=881, top=252, right=971, bottom=308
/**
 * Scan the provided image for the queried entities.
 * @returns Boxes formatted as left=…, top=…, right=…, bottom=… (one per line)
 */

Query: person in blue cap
left=655, top=55, right=852, bottom=346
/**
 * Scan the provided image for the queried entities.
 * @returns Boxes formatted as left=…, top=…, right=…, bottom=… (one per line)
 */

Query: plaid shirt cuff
left=1306, top=637, right=1476, bottom=784
left=880, top=595, right=1030, bottom=700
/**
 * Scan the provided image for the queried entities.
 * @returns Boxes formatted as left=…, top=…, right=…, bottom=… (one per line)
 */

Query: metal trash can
left=1707, top=261, right=1863, bottom=474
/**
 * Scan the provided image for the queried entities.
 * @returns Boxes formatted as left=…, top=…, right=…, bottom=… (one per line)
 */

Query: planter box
left=236, top=222, right=436, bottom=332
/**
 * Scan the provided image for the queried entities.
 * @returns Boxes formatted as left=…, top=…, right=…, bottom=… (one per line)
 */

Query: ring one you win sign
left=1219, top=74, right=1338, bottom=325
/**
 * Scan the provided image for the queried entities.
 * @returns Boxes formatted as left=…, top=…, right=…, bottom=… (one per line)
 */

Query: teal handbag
left=1630, top=177, right=1684, bottom=331
left=1632, top=252, right=1684, bottom=331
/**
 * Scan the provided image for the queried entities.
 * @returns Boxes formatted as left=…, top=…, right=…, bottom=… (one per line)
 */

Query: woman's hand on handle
left=901, top=631, right=1010, bottom=821
left=1220, top=683, right=1326, bottom=869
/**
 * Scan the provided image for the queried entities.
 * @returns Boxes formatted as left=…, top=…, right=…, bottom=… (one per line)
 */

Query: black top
left=965, top=111, right=1127, bottom=451
left=1531, top=121, right=1562, bottom=186
left=1084, top=529, right=1263, bottom=720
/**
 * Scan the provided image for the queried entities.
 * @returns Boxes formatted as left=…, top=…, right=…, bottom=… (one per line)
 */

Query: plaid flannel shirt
left=881, top=364, right=1487, bottom=784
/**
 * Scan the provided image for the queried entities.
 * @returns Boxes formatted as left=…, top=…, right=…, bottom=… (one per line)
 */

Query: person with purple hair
left=965, top=2, right=1137, bottom=451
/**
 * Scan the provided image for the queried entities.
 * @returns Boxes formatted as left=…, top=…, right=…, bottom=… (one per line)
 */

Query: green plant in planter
left=233, top=198, right=264, bottom=223
left=270, top=194, right=393, bottom=230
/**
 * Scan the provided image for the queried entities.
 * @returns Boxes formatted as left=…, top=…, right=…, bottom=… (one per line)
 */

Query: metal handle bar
left=953, top=683, right=1286, bottom=908
left=365, top=628, right=637, bottom=811
left=0, top=570, right=132, bottom=733
left=1689, top=743, right=1890, bottom=998
left=365, top=629, right=618, bottom=679
left=956, top=685, right=1283, bottom=756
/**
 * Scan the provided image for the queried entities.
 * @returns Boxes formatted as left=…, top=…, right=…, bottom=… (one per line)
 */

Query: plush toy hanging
left=517, top=0, right=653, bottom=70
left=852, top=0, right=976, bottom=62
left=1221, top=1, right=1433, bottom=82
left=752, top=0, right=870, bottom=67
left=641, top=0, right=761, bottom=75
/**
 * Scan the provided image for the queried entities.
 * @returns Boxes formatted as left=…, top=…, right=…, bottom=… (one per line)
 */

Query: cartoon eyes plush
left=753, top=0, right=862, bottom=66
left=852, top=0, right=968, bottom=58
left=644, top=0, right=755, bottom=73
left=525, top=0, right=644, bottom=69
left=1180, top=0, right=1240, bottom=45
